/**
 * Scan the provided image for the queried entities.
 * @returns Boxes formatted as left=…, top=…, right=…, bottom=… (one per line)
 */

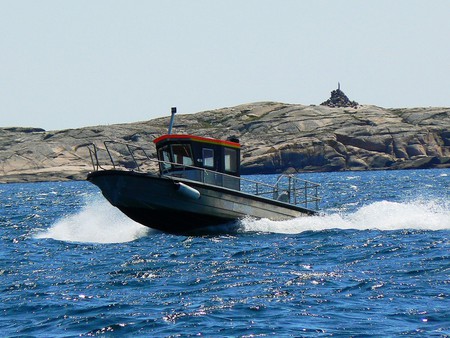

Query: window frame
left=202, top=148, right=215, bottom=168
left=170, top=143, right=194, bottom=167
left=224, top=147, right=238, bottom=173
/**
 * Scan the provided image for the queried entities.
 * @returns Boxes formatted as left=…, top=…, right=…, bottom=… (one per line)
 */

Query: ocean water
left=1, top=169, right=449, bottom=337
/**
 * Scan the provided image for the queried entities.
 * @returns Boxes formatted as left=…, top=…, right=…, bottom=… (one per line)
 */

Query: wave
left=240, top=200, right=450, bottom=234
left=35, top=198, right=449, bottom=242
left=34, top=197, right=150, bottom=244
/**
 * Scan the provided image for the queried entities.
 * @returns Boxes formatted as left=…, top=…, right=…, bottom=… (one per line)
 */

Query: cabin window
left=203, top=148, right=214, bottom=168
left=158, top=146, right=172, bottom=171
left=224, top=148, right=237, bottom=172
left=171, top=144, right=194, bottom=166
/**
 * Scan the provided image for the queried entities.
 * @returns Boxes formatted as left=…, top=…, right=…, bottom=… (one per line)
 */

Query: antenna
left=168, top=107, right=176, bottom=134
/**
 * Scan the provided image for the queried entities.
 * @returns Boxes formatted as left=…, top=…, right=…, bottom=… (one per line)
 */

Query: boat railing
left=77, top=141, right=320, bottom=211
left=157, top=164, right=320, bottom=211
left=76, top=141, right=156, bottom=172
left=273, top=174, right=321, bottom=210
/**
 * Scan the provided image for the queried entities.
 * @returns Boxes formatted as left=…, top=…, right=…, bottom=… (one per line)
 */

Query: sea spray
left=35, top=198, right=450, bottom=240
left=239, top=199, right=450, bottom=234
left=35, top=196, right=150, bottom=243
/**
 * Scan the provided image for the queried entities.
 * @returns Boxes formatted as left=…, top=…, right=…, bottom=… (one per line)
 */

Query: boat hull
left=87, top=170, right=316, bottom=234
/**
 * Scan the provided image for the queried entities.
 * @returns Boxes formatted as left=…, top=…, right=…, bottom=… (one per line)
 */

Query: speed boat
left=81, top=108, right=320, bottom=234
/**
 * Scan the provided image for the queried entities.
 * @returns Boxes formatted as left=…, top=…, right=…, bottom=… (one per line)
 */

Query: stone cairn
left=321, top=83, right=359, bottom=108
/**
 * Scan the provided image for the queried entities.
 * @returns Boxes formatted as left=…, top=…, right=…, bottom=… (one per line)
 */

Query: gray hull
left=87, top=170, right=316, bottom=234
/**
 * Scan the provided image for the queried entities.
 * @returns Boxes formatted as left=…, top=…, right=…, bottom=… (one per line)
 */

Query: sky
left=1, top=0, right=450, bottom=131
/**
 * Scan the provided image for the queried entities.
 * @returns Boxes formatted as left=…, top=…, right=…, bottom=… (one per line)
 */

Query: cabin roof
left=153, top=134, right=240, bottom=149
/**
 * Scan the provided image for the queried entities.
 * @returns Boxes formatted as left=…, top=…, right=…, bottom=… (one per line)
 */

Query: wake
left=240, top=200, right=450, bottom=234
left=35, top=197, right=449, bottom=243
left=35, top=196, right=150, bottom=243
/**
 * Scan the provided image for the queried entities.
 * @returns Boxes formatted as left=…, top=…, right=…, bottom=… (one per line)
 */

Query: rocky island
left=1, top=98, right=449, bottom=183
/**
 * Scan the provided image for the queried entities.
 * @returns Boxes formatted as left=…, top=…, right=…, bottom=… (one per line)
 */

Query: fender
left=174, top=182, right=201, bottom=200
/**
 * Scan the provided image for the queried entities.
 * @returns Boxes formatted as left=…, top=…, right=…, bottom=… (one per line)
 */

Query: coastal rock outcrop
left=1, top=102, right=449, bottom=182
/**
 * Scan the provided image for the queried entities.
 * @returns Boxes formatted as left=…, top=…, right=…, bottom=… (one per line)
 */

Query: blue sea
left=1, top=169, right=449, bottom=337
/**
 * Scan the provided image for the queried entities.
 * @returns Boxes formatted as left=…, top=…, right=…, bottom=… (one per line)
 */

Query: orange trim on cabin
left=153, top=134, right=240, bottom=149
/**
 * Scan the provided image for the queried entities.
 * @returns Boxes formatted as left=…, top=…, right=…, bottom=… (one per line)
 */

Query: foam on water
left=240, top=200, right=450, bottom=234
left=35, top=196, right=449, bottom=241
left=35, top=196, right=150, bottom=243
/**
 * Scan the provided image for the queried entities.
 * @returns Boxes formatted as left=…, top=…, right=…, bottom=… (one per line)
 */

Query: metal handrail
left=75, top=143, right=102, bottom=171
left=275, top=174, right=321, bottom=210
left=76, top=141, right=321, bottom=210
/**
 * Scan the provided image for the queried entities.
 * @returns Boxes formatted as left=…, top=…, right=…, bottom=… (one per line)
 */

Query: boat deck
left=77, top=140, right=321, bottom=211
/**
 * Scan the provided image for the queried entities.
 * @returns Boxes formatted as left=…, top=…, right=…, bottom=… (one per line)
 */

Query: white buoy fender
left=175, top=182, right=201, bottom=200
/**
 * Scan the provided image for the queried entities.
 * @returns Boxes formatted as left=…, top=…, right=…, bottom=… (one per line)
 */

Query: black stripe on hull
left=118, top=206, right=236, bottom=234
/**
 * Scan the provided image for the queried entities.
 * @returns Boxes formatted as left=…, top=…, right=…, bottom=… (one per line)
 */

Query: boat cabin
left=153, top=134, right=241, bottom=190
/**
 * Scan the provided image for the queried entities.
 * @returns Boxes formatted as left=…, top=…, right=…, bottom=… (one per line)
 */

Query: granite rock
left=1, top=102, right=449, bottom=182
